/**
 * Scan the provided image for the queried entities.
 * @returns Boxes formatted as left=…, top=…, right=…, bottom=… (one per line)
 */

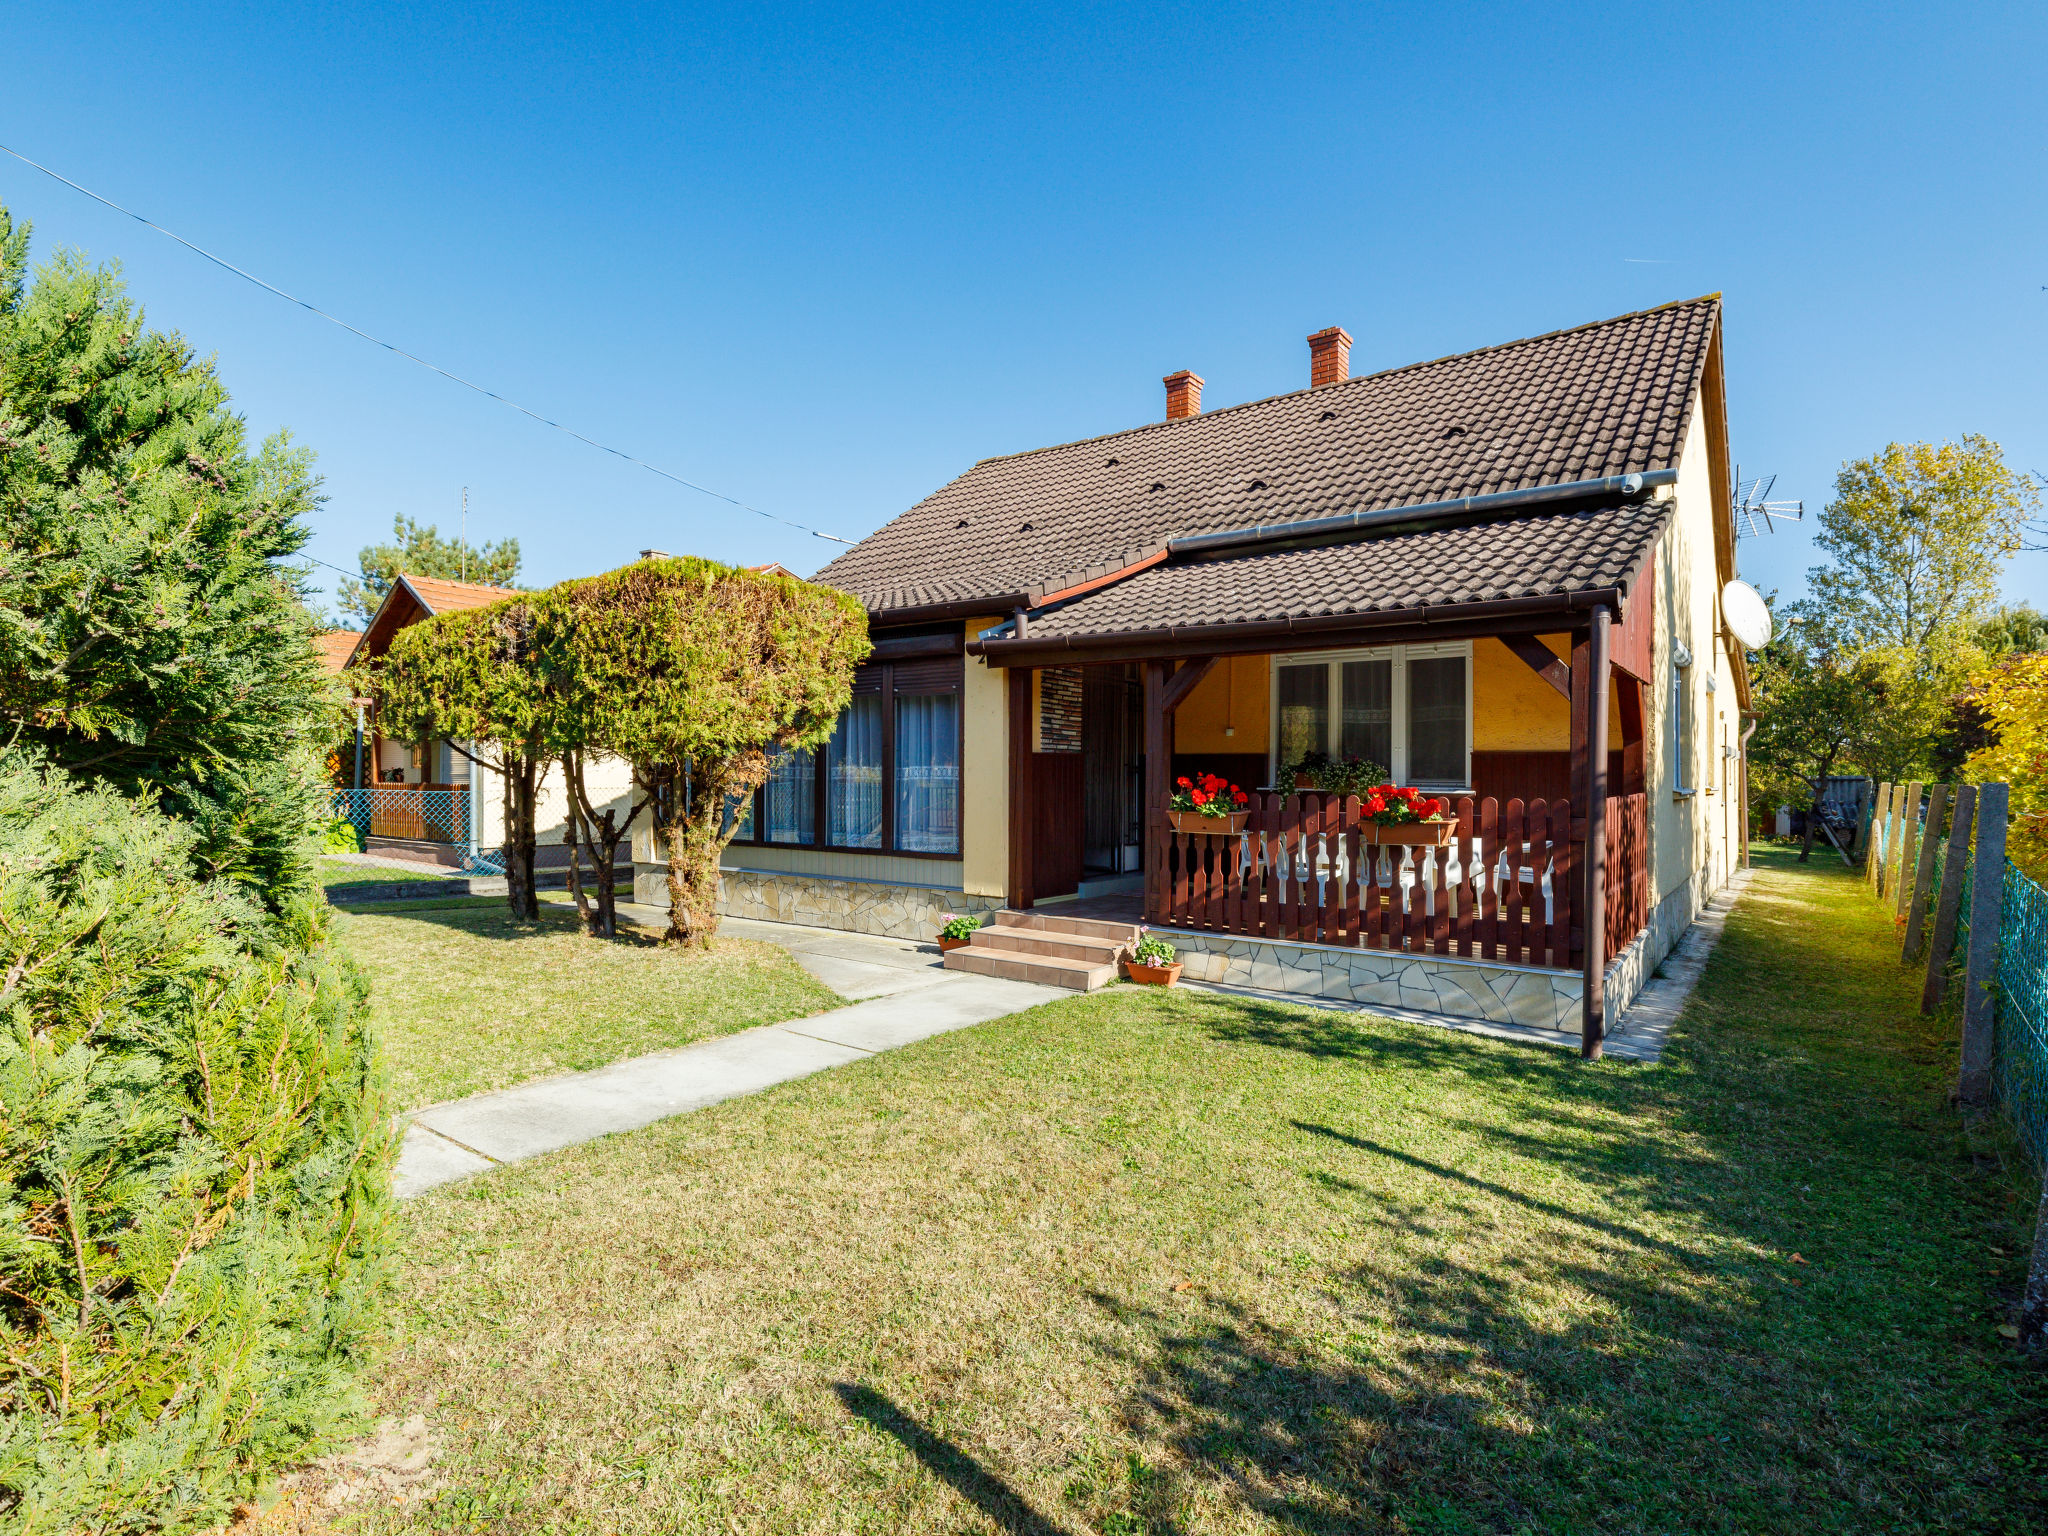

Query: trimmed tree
left=562, top=557, right=867, bottom=947
left=362, top=591, right=556, bottom=919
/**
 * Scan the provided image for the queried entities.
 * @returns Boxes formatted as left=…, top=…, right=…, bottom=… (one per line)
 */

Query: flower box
left=1168, top=809, right=1250, bottom=836
left=937, top=935, right=973, bottom=953
left=1125, top=959, right=1183, bottom=987
left=1371, top=819, right=1457, bottom=847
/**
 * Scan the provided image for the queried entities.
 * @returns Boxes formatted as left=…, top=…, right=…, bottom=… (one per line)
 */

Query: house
left=644, top=297, right=1753, bottom=1053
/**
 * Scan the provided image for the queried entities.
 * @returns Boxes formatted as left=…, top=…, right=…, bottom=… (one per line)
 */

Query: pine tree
left=338, top=513, right=521, bottom=622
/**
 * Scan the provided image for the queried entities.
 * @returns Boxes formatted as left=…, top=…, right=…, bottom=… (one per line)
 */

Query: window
left=732, top=653, right=963, bottom=856
left=828, top=693, right=884, bottom=847
left=763, top=748, right=815, bottom=844
left=1271, top=644, right=1470, bottom=786
left=894, top=691, right=960, bottom=852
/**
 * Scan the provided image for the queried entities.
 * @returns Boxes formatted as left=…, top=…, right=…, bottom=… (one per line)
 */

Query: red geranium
left=1170, top=772, right=1249, bottom=820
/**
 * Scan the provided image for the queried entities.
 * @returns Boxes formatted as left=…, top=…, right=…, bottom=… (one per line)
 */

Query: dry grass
left=351, top=851, right=2046, bottom=1533
left=338, top=903, right=842, bottom=1110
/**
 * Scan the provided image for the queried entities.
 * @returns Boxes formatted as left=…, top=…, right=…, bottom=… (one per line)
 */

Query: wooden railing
left=1154, top=792, right=1650, bottom=973
left=1603, top=791, right=1650, bottom=965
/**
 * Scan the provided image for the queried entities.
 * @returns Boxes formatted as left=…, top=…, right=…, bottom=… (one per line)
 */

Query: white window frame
left=1671, top=639, right=1694, bottom=797
left=1268, top=641, right=1473, bottom=789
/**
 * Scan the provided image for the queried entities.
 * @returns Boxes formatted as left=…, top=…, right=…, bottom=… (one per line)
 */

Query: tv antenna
left=1732, top=466, right=1803, bottom=537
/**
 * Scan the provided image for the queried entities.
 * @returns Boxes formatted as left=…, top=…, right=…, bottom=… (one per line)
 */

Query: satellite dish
left=1722, top=580, right=1772, bottom=650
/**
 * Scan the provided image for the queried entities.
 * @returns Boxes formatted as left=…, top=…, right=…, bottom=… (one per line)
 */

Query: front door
left=1082, top=665, right=1142, bottom=874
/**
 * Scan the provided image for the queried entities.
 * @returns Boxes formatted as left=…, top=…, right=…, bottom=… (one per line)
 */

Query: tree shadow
left=833, top=1382, right=1074, bottom=1536
left=1182, top=992, right=1568, bottom=1085
left=1289, top=1121, right=1703, bottom=1263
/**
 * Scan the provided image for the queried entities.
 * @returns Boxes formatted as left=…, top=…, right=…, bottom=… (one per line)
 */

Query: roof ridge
left=969, top=295, right=1722, bottom=468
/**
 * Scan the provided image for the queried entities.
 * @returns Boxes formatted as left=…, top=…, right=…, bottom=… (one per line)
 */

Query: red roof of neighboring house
left=399, top=574, right=520, bottom=614
left=315, top=630, right=363, bottom=675
left=349, top=573, right=520, bottom=666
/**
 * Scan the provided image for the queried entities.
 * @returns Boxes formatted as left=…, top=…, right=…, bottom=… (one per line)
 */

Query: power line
left=0, top=143, right=856, bottom=546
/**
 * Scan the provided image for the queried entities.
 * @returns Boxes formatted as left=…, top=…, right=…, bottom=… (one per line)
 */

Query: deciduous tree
left=1801, top=436, right=2036, bottom=666
left=563, top=557, right=867, bottom=947
left=1748, top=624, right=1896, bottom=861
left=364, top=592, right=557, bottom=919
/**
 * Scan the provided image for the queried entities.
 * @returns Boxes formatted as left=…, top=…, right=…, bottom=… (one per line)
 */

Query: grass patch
left=362, top=850, right=2046, bottom=1533
left=340, top=904, right=843, bottom=1109
left=321, top=857, right=457, bottom=893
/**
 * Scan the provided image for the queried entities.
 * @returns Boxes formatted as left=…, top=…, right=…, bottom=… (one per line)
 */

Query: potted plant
left=1293, top=753, right=1390, bottom=799
left=1169, top=773, right=1252, bottom=834
left=1362, top=784, right=1457, bottom=846
left=937, top=914, right=982, bottom=952
left=1125, top=931, right=1182, bottom=986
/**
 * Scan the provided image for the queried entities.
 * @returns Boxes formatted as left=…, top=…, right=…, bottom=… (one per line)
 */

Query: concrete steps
left=941, top=908, right=1142, bottom=991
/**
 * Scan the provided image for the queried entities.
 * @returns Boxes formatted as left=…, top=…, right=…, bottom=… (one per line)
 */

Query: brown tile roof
left=401, top=574, right=518, bottom=614
left=314, top=630, right=363, bottom=674
left=1021, top=500, right=1670, bottom=643
left=815, top=297, right=1719, bottom=617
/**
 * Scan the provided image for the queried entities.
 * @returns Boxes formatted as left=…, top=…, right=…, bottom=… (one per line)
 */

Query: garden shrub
left=0, top=755, right=391, bottom=1532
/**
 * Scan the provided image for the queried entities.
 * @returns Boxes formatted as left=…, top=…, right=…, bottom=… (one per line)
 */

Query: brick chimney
left=1308, top=326, right=1352, bottom=388
left=1163, top=369, right=1204, bottom=420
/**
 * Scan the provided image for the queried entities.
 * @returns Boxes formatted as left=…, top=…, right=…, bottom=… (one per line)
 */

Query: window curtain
left=1407, top=656, right=1466, bottom=783
left=763, top=748, right=815, bottom=844
left=1277, top=664, right=1329, bottom=771
left=1339, top=659, right=1392, bottom=769
left=894, top=692, right=959, bottom=854
left=829, top=694, right=884, bottom=848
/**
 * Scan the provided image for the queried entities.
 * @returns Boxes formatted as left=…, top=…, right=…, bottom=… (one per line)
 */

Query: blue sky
left=4, top=2, right=2044, bottom=617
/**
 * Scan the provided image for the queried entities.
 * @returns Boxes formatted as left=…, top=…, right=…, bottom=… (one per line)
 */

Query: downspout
left=1583, top=605, right=1612, bottom=1061
left=1739, top=714, right=1758, bottom=869
left=467, top=744, right=481, bottom=868
left=352, top=704, right=365, bottom=791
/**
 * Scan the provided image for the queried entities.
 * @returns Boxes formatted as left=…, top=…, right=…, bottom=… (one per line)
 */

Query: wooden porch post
left=1007, top=666, right=1036, bottom=909
left=1582, top=606, right=1612, bottom=1059
left=1142, top=660, right=1169, bottom=923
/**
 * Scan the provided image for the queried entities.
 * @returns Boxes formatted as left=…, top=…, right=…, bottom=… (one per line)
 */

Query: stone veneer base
left=634, top=864, right=1005, bottom=944
left=1160, top=866, right=1725, bottom=1035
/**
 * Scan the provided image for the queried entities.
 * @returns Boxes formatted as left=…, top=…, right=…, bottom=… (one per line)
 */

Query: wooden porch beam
left=1007, top=667, right=1036, bottom=909
left=1582, top=607, right=1612, bottom=1061
left=1143, top=660, right=1170, bottom=923
left=1504, top=634, right=1572, bottom=699
left=1160, top=655, right=1218, bottom=715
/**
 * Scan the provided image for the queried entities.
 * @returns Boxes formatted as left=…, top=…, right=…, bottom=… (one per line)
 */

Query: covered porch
left=978, top=578, right=1659, bottom=1055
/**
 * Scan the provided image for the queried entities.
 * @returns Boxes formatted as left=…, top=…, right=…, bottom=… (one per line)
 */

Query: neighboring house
left=342, top=573, right=638, bottom=866
left=648, top=297, right=1753, bottom=1044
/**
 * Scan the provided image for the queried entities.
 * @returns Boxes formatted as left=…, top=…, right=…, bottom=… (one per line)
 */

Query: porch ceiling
left=974, top=498, right=1667, bottom=663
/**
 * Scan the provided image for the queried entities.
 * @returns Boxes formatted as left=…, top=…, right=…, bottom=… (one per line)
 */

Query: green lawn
left=356, top=851, right=2045, bottom=1534
left=321, top=857, right=456, bottom=894
left=339, top=903, right=843, bottom=1110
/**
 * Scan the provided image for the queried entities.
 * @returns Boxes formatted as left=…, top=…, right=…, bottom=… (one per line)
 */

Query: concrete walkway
left=392, top=915, right=1057, bottom=1198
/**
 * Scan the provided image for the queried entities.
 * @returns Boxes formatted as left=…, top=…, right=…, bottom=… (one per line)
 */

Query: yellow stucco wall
left=1645, top=394, right=1738, bottom=905
left=960, top=622, right=1010, bottom=897
left=1173, top=655, right=1270, bottom=753
left=1472, top=636, right=1569, bottom=750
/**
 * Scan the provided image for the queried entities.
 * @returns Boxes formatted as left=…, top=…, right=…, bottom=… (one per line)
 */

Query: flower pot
left=1125, top=960, right=1183, bottom=987
left=1293, top=772, right=1314, bottom=790
left=1168, top=809, right=1250, bottom=835
left=937, top=934, right=973, bottom=953
left=1372, top=819, right=1456, bottom=847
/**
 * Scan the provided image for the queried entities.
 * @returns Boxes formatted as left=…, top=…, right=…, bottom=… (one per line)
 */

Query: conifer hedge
left=0, top=204, right=391, bottom=1529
